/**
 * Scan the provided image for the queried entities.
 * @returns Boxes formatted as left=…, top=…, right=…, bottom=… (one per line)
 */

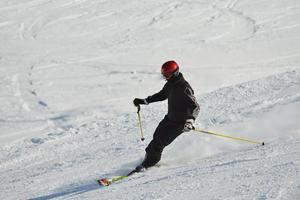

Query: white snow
left=0, top=0, right=300, bottom=199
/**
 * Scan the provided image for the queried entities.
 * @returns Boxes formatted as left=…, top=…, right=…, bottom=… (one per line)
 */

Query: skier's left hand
left=183, top=119, right=194, bottom=132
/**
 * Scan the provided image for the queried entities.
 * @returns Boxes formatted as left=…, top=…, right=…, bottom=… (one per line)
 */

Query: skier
left=132, top=60, right=200, bottom=173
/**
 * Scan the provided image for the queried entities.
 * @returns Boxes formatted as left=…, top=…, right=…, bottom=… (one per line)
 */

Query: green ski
left=97, top=166, right=145, bottom=186
left=98, top=175, right=128, bottom=186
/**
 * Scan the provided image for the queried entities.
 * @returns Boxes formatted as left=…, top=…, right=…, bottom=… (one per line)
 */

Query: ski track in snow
left=200, top=70, right=300, bottom=127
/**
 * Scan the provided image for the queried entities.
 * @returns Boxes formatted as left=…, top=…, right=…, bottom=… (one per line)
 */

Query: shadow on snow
left=28, top=182, right=102, bottom=200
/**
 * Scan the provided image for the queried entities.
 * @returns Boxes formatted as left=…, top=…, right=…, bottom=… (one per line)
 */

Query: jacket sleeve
left=184, top=87, right=200, bottom=120
left=146, top=83, right=168, bottom=103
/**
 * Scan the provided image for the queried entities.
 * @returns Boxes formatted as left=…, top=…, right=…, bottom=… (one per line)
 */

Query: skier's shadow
left=28, top=161, right=140, bottom=200
left=28, top=182, right=102, bottom=200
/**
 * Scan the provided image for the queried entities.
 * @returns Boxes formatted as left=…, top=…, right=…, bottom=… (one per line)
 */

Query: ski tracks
left=14, top=0, right=97, bottom=40
left=27, top=64, right=50, bottom=110
left=206, top=0, right=257, bottom=43
left=146, top=0, right=258, bottom=44
left=199, top=70, right=300, bottom=127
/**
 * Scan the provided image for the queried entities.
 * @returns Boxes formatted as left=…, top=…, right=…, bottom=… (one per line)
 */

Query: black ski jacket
left=146, top=73, right=200, bottom=122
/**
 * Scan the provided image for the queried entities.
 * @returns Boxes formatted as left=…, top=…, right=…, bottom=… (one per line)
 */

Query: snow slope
left=0, top=0, right=300, bottom=199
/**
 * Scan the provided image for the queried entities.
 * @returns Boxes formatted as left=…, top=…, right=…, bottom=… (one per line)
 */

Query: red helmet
left=161, top=60, right=179, bottom=79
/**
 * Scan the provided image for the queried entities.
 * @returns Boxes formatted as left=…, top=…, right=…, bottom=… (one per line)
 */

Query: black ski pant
left=142, top=116, right=184, bottom=168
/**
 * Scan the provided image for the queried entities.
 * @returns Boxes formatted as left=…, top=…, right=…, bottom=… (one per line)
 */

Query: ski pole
left=193, top=128, right=264, bottom=145
left=136, top=105, right=145, bottom=141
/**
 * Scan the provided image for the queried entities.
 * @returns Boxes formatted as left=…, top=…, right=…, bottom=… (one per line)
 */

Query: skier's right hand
left=183, top=119, right=194, bottom=132
left=133, top=98, right=148, bottom=107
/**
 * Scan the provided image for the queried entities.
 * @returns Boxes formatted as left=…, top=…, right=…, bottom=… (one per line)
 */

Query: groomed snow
left=0, top=0, right=299, bottom=199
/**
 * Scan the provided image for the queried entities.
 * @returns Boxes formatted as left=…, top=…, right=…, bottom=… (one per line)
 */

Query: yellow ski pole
left=193, top=128, right=264, bottom=145
left=136, top=105, right=145, bottom=141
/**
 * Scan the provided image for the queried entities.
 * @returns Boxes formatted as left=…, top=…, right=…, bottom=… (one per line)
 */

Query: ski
left=98, top=175, right=128, bottom=186
left=97, top=166, right=145, bottom=186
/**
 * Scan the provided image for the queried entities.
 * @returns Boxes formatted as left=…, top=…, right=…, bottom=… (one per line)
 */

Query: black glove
left=183, top=119, right=194, bottom=132
left=133, top=98, right=148, bottom=107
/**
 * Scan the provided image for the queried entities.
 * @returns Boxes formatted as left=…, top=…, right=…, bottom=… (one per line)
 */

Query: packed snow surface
left=0, top=0, right=300, bottom=199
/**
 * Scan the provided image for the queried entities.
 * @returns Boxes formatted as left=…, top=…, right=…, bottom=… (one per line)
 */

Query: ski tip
left=98, top=178, right=110, bottom=186
left=262, top=142, right=265, bottom=146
